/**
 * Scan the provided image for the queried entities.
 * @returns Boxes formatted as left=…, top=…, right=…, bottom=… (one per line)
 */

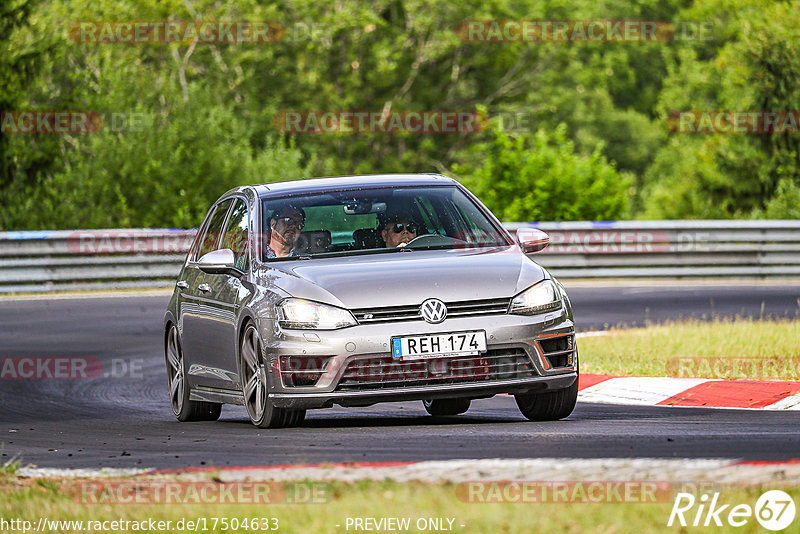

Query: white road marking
left=765, top=392, right=800, bottom=410
left=575, top=331, right=609, bottom=339
left=578, top=377, right=712, bottom=405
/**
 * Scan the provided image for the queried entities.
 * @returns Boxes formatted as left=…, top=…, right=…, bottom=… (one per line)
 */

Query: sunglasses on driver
left=389, top=222, right=418, bottom=234
left=275, top=216, right=305, bottom=229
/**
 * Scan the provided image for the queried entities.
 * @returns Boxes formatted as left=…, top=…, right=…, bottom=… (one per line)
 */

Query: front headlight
left=508, top=280, right=562, bottom=315
left=277, top=298, right=357, bottom=330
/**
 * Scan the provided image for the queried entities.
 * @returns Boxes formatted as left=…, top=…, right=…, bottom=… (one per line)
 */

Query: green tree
left=2, top=0, right=796, bottom=229
left=642, top=0, right=800, bottom=219
left=0, top=0, right=57, bottom=191
left=453, top=123, right=630, bottom=221
left=0, top=92, right=315, bottom=229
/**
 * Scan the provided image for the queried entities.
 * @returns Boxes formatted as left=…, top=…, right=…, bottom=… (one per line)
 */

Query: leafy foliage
left=0, top=0, right=797, bottom=228
left=455, top=124, right=630, bottom=221
left=643, top=0, right=800, bottom=218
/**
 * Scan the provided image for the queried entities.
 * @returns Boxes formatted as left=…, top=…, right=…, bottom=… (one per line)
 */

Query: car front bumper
left=268, top=372, right=577, bottom=409
left=258, top=306, right=577, bottom=409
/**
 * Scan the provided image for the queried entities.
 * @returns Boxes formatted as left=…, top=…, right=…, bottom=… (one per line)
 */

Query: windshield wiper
left=320, top=247, right=411, bottom=258
left=263, top=247, right=408, bottom=262
left=406, top=242, right=507, bottom=251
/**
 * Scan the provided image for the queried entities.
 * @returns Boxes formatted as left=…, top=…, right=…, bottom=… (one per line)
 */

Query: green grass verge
left=580, top=318, right=800, bottom=380
left=1, top=478, right=796, bottom=533
left=0, top=458, right=20, bottom=477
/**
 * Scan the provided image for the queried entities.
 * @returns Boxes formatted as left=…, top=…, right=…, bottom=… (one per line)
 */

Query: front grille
left=335, top=348, right=536, bottom=391
left=537, top=334, right=575, bottom=368
left=352, top=298, right=511, bottom=324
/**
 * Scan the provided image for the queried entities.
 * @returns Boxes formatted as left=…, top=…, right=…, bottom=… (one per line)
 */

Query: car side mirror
left=516, top=228, right=549, bottom=253
left=197, top=248, right=244, bottom=277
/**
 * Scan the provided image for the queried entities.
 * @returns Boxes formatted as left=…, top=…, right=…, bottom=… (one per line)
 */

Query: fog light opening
left=278, top=355, right=331, bottom=387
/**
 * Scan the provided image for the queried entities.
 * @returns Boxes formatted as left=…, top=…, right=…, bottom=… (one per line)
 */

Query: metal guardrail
left=0, top=229, right=194, bottom=293
left=509, top=220, right=800, bottom=279
left=0, top=221, right=798, bottom=293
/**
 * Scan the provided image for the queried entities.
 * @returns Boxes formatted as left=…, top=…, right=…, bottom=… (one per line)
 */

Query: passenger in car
left=381, top=211, right=418, bottom=248
left=266, top=205, right=306, bottom=258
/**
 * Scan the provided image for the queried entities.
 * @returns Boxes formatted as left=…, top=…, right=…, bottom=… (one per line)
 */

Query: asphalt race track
left=1, top=283, right=799, bottom=469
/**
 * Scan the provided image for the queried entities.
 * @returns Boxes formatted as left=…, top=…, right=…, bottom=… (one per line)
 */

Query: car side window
left=197, top=199, right=233, bottom=259
left=189, top=209, right=214, bottom=261
left=220, top=199, right=250, bottom=272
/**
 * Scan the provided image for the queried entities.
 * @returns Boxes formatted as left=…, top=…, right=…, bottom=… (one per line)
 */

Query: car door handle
left=198, top=283, right=211, bottom=293
left=176, top=280, right=189, bottom=289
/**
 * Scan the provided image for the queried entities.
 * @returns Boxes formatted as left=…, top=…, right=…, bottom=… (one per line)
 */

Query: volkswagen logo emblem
left=420, top=298, right=447, bottom=324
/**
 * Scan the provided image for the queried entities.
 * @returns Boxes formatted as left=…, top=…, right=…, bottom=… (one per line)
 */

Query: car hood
left=257, top=246, right=547, bottom=309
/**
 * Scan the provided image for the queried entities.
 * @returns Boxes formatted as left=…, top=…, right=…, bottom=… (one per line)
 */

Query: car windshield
left=260, top=185, right=511, bottom=261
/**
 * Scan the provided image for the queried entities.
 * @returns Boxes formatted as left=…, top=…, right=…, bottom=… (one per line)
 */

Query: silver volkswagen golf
left=164, top=174, right=578, bottom=428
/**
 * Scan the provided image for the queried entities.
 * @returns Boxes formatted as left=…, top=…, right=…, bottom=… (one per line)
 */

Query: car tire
left=165, top=323, right=222, bottom=422
left=516, top=348, right=580, bottom=421
left=286, top=409, right=306, bottom=427
left=514, top=379, right=578, bottom=421
left=422, top=398, right=471, bottom=416
left=273, top=407, right=306, bottom=428
left=240, top=322, right=305, bottom=429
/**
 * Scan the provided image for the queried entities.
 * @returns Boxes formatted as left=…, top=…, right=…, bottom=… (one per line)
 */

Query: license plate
left=391, top=331, right=487, bottom=360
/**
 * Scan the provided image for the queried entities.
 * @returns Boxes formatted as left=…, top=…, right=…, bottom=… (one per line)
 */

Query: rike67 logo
left=668, top=490, right=796, bottom=531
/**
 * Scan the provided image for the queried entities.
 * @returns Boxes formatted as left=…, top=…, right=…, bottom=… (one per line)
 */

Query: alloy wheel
left=166, top=324, right=184, bottom=416
left=241, top=325, right=266, bottom=422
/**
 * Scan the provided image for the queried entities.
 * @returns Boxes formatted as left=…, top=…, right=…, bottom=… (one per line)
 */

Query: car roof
left=251, top=173, right=458, bottom=199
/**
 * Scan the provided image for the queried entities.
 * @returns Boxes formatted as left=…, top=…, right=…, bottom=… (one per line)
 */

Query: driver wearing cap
left=266, top=205, right=306, bottom=258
